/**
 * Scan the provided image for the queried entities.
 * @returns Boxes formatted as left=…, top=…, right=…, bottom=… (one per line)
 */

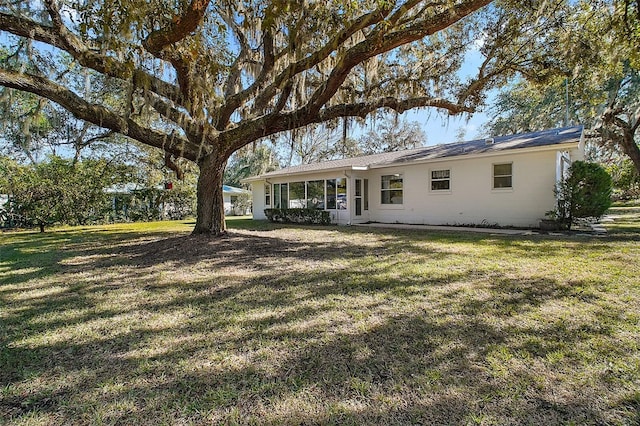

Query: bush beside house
left=265, top=208, right=331, bottom=225
left=554, top=161, right=612, bottom=229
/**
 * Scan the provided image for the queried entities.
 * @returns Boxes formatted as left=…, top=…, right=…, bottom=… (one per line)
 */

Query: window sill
left=379, top=204, right=404, bottom=210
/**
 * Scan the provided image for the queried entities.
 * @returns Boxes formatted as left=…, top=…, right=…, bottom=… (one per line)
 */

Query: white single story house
left=244, top=126, right=585, bottom=228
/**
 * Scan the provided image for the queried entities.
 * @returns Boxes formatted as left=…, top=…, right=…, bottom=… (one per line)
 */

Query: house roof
left=244, top=126, right=583, bottom=181
left=105, top=184, right=248, bottom=194
left=222, top=185, right=249, bottom=194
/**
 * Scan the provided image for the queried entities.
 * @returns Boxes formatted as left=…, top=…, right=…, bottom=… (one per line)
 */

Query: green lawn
left=1, top=211, right=639, bottom=425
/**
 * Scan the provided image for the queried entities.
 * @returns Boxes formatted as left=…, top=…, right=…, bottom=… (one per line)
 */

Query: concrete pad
left=353, top=222, right=537, bottom=235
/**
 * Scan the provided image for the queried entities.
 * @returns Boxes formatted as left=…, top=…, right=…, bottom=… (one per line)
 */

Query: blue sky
left=409, top=44, right=495, bottom=146
left=405, top=106, right=490, bottom=146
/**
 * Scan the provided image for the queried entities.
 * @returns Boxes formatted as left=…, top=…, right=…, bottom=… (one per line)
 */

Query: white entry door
left=354, top=179, right=368, bottom=217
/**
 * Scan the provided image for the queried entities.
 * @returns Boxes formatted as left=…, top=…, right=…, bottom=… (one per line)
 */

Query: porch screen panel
left=355, top=179, right=362, bottom=216
left=273, top=184, right=280, bottom=208
left=289, top=182, right=305, bottom=208
left=280, top=183, right=288, bottom=208
left=307, top=180, right=325, bottom=209
left=326, top=179, right=337, bottom=209
left=337, top=178, right=347, bottom=210
left=364, top=179, right=369, bottom=210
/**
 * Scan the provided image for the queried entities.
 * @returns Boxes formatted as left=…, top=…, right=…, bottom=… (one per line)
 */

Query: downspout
left=344, top=170, right=351, bottom=225
left=265, top=180, right=271, bottom=213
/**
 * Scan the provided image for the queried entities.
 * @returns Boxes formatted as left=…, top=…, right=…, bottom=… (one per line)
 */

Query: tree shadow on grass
left=1, top=285, right=617, bottom=424
left=0, top=225, right=637, bottom=424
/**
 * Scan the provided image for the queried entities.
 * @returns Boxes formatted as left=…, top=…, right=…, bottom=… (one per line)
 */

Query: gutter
left=242, top=165, right=371, bottom=182
left=367, top=141, right=582, bottom=169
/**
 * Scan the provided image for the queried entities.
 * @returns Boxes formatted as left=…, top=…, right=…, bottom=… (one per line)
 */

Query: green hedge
left=264, top=208, right=331, bottom=225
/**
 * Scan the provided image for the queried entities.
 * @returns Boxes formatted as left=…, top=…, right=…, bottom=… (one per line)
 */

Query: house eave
left=243, top=165, right=370, bottom=182
left=368, top=141, right=581, bottom=169
left=242, top=126, right=583, bottom=181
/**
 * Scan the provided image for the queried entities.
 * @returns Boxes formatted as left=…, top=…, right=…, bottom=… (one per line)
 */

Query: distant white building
left=244, top=126, right=585, bottom=228
left=222, top=185, right=251, bottom=215
left=104, top=184, right=250, bottom=218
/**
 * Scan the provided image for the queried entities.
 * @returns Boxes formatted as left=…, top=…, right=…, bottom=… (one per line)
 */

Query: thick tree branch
left=318, top=96, right=474, bottom=120
left=143, top=0, right=210, bottom=100
left=43, top=0, right=66, bottom=34
left=385, top=0, right=433, bottom=28
left=222, top=18, right=252, bottom=99
left=273, top=80, right=294, bottom=113
left=146, top=92, right=211, bottom=142
left=219, top=95, right=472, bottom=155
left=306, top=0, right=492, bottom=114
left=215, top=6, right=393, bottom=128
left=164, top=152, right=185, bottom=180
left=632, top=109, right=640, bottom=132
left=603, top=109, right=632, bottom=132
left=0, top=12, right=183, bottom=104
left=0, top=68, right=198, bottom=161
left=383, top=0, right=493, bottom=50
left=144, top=0, right=210, bottom=52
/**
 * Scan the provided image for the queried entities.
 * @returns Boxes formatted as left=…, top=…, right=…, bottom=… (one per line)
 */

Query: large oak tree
left=0, top=0, right=545, bottom=234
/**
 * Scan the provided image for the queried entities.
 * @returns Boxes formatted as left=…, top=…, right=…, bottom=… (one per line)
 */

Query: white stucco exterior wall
left=223, top=194, right=232, bottom=215
left=250, top=182, right=268, bottom=219
left=366, top=148, right=564, bottom=227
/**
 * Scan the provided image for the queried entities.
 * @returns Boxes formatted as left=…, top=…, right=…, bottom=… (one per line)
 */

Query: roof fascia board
left=245, top=165, right=369, bottom=181
left=368, top=141, right=581, bottom=169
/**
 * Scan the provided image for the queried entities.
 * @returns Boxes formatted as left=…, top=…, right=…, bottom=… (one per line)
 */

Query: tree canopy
left=486, top=0, right=640, bottom=176
left=0, top=0, right=562, bottom=234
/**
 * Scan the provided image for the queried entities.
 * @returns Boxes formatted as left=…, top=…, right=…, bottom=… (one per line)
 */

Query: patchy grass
left=606, top=200, right=640, bottom=235
left=1, top=213, right=639, bottom=425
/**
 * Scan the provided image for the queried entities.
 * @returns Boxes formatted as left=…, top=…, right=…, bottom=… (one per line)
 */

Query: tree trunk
left=192, top=154, right=227, bottom=235
left=620, top=130, right=640, bottom=176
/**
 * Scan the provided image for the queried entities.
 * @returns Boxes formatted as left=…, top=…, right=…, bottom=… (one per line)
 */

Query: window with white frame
left=288, top=182, right=305, bottom=208
left=325, top=178, right=347, bottom=210
left=381, top=174, right=403, bottom=204
left=430, top=169, right=450, bottom=191
left=326, top=179, right=336, bottom=209
left=273, top=183, right=288, bottom=208
left=264, top=184, right=271, bottom=206
left=493, top=163, right=513, bottom=189
left=306, top=180, right=324, bottom=209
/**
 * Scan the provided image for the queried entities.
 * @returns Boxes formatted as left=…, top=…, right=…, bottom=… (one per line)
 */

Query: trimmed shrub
left=556, top=161, right=612, bottom=228
left=264, top=208, right=331, bottom=225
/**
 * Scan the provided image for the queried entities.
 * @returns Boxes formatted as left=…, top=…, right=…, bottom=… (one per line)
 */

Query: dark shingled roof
left=253, top=126, right=583, bottom=179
